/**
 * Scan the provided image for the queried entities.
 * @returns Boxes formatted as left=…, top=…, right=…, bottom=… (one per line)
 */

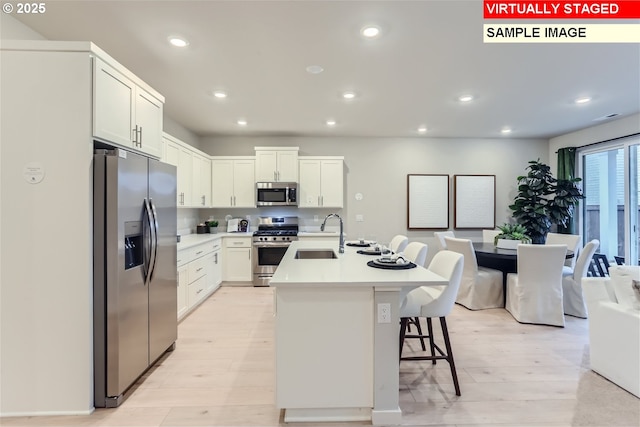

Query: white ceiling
left=14, top=1, right=640, bottom=139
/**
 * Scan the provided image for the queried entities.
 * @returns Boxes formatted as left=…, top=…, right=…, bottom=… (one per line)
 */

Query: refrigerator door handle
left=148, top=198, right=159, bottom=281
left=142, top=198, right=155, bottom=285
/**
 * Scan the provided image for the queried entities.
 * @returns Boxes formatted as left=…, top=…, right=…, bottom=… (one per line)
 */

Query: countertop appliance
left=256, top=182, right=297, bottom=207
left=252, top=216, right=299, bottom=286
left=93, top=146, right=177, bottom=408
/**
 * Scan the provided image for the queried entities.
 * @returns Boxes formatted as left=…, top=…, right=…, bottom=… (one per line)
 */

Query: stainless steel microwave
left=256, top=182, right=298, bottom=207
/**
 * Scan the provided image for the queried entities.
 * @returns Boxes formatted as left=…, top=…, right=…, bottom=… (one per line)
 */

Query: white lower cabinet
left=177, top=238, right=222, bottom=320
left=177, top=265, right=189, bottom=319
left=223, top=236, right=252, bottom=282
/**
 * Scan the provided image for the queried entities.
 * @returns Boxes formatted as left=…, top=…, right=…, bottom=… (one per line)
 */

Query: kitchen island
left=270, top=240, right=448, bottom=425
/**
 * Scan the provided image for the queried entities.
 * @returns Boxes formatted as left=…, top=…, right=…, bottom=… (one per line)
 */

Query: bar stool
left=389, top=235, right=409, bottom=253
left=399, top=250, right=465, bottom=396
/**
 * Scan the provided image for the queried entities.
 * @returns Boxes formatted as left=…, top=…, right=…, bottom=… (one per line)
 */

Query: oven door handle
left=253, top=242, right=295, bottom=248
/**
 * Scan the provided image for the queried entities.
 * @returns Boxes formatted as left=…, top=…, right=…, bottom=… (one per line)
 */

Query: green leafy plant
left=494, top=223, right=531, bottom=244
left=205, top=220, right=218, bottom=228
left=509, top=159, right=584, bottom=244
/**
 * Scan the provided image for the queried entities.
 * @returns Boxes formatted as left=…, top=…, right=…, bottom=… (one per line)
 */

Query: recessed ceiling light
left=168, top=37, right=189, bottom=47
left=361, top=26, right=380, bottom=38
left=575, top=96, right=592, bottom=104
left=237, top=119, right=247, bottom=126
left=326, top=119, right=337, bottom=127
left=417, top=126, right=428, bottom=133
left=458, top=94, right=474, bottom=102
left=501, top=127, right=512, bottom=134
left=212, top=91, right=227, bottom=99
left=342, top=91, right=356, bottom=100
left=306, top=65, right=324, bottom=74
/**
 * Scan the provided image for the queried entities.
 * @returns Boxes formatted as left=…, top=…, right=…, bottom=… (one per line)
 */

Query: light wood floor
left=3, top=286, right=639, bottom=426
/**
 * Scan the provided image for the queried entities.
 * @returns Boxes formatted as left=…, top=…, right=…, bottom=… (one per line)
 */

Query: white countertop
left=177, top=232, right=252, bottom=251
left=270, top=240, right=448, bottom=288
left=297, top=231, right=341, bottom=237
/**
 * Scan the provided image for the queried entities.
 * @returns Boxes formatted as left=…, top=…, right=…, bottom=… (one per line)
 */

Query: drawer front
left=188, top=275, right=207, bottom=306
left=177, top=248, right=195, bottom=267
left=192, top=244, right=210, bottom=259
left=224, top=237, right=251, bottom=248
left=189, top=256, right=208, bottom=282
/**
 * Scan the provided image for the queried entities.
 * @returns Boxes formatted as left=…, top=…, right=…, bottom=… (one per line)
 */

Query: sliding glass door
left=579, top=136, right=639, bottom=266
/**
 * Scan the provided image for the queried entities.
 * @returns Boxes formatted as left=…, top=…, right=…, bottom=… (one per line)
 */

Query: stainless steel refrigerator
left=93, top=146, right=177, bottom=408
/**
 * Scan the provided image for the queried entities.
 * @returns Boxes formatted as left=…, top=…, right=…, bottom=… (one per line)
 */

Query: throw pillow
left=610, top=266, right=640, bottom=311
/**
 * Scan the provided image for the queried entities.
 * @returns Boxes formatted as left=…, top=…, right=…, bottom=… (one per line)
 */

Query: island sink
left=294, top=249, right=338, bottom=259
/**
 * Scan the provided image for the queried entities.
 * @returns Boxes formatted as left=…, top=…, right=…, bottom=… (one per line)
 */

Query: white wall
left=163, top=115, right=201, bottom=149
left=1, top=50, right=94, bottom=415
left=0, top=14, right=45, bottom=40
left=199, top=136, right=548, bottom=260
left=549, top=113, right=640, bottom=172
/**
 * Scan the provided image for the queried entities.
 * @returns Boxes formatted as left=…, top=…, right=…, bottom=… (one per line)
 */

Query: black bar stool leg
left=414, top=317, right=427, bottom=351
left=426, top=317, right=436, bottom=364
left=439, top=316, right=461, bottom=396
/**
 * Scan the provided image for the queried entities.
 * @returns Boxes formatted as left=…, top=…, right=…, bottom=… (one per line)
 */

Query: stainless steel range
left=252, top=217, right=299, bottom=286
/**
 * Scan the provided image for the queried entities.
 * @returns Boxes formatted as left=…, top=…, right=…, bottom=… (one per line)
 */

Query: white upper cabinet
left=133, top=88, right=163, bottom=158
left=298, top=157, right=344, bottom=208
left=162, top=133, right=197, bottom=207
left=211, top=158, right=256, bottom=208
left=192, top=153, right=211, bottom=208
left=94, top=58, right=163, bottom=158
left=255, top=147, right=299, bottom=182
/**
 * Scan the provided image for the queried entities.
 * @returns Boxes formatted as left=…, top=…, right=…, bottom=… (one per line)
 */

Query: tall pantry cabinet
left=0, top=40, right=164, bottom=416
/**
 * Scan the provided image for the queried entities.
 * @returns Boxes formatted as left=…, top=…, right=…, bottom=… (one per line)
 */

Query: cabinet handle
left=230, top=196, right=233, bottom=206
left=233, top=196, right=236, bottom=206
left=214, top=253, right=218, bottom=264
left=274, top=171, right=277, bottom=181
left=201, top=195, right=205, bottom=206
left=233, top=242, right=243, bottom=245
left=318, top=196, right=320, bottom=206
left=132, top=126, right=138, bottom=145
left=197, top=289, right=203, bottom=294
left=138, top=126, right=143, bottom=146
left=196, top=267, right=203, bottom=272
left=321, top=196, right=324, bottom=206
left=196, top=250, right=203, bottom=255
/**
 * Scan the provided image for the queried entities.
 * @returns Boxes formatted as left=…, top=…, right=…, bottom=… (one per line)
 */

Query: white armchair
left=582, top=266, right=640, bottom=398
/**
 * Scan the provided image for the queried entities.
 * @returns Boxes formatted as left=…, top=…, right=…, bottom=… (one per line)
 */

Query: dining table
left=472, top=242, right=574, bottom=306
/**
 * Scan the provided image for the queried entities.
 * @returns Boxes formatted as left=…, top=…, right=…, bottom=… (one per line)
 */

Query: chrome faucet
left=321, top=213, right=344, bottom=253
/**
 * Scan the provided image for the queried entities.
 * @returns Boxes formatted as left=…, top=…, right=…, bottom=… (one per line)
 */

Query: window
left=578, top=136, right=639, bottom=266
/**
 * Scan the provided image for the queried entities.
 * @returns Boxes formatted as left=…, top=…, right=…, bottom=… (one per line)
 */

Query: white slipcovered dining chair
left=482, top=229, right=501, bottom=243
left=506, top=244, right=568, bottom=327
left=399, top=250, right=465, bottom=396
left=433, top=231, right=455, bottom=251
left=563, top=239, right=599, bottom=318
left=545, top=232, right=581, bottom=275
left=403, top=242, right=428, bottom=267
left=389, top=234, right=409, bottom=254
left=444, top=237, right=503, bottom=310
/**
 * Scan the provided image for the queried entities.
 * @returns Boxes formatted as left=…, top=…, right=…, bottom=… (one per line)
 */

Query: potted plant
left=509, top=159, right=584, bottom=244
left=205, top=220, right=219, bottom=234
left=494, top=223, right=531, bottom=249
